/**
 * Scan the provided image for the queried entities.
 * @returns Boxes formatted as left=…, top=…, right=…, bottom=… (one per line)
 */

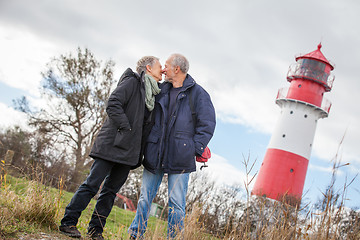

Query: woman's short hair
left=136, top=56, right=159, bottom=74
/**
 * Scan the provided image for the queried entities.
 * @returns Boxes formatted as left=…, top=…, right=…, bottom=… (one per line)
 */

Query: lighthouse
left=251, top=44, right=335, bottom=206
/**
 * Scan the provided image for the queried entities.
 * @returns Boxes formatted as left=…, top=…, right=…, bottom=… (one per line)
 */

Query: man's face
left=163, top=57, right=176, bottom=82
left=148, top=60, right=163, bottom=82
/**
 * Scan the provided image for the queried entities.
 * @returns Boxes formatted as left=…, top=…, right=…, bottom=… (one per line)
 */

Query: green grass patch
left=1, top=174, right=167, bottom=239
left=0, top=175, right=60, bottom=238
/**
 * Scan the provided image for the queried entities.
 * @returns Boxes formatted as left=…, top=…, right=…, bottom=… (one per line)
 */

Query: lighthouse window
left=290, top=168, right=294, bottom=173
left=299, top=59, right=326, bottom=72
left=304, top=114, right=308, bottom=118
left=282, top=134, right=286, bottom=138
left=290, top=111, right=293, bottom=114
left=298, top=84, right=302, bottom=88
left=297, top=58, right=327, bottom=82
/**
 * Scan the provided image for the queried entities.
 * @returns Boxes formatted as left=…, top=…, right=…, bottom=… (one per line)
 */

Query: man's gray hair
left=136, top=56, right=159, bottom=74
left=170, top=53, right=189, bottom=73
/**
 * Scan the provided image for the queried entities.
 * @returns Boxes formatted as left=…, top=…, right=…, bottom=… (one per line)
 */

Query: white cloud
left=0, top=102, right=28, bottom=129
left=196, top=153, right=253, bottom=189
left=0, top=25, right=65, bottom=96
left=211, top=83, right=279, bottom=134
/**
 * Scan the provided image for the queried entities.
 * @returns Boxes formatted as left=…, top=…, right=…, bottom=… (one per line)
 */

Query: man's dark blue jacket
left=143, top=74, right=216, bottom=174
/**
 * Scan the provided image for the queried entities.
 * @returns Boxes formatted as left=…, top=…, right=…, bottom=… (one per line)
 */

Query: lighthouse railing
left=286, top=64, right=335, bottom=91
left=321, top=98, right=332, bottom=113
left=276, top=87, right=332, bottom=114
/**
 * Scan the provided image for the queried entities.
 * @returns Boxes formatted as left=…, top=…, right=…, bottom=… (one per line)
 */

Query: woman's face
left=147, top=60, right=163, bottom=82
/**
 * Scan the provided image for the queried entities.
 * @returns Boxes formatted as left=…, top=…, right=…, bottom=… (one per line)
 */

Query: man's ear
left=174, top=66, right=180, bottom=74
left=146, top=65, right=151, bottom=73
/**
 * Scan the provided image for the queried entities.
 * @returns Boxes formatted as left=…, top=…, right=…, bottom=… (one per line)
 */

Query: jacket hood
left=118, top=68, right=142, bottom=86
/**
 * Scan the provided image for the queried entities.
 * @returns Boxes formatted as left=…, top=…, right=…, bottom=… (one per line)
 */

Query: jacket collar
left=160, top=74, right=196, bottom=93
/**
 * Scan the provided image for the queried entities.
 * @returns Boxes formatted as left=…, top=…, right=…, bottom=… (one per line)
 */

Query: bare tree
left=0, top=126, right=32, bottom=168
left=0, top=126, right=72, bottom=189
left=16, top=47, right=116, bottom=189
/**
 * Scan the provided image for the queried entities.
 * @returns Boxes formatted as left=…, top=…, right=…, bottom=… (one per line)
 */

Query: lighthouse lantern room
left=251, top=44, right=335, bottom=206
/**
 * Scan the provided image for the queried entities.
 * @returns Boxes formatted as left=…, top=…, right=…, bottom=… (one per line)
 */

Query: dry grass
left=1, top=145, right=359, bottom=240
left=0, top=150, right=63, bottom=239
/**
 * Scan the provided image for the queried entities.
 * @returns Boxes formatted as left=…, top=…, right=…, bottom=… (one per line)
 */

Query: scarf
left=144, top=74, right=161, bottom=111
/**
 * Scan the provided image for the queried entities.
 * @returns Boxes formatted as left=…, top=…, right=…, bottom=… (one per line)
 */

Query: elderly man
left=129, top=53, right=216, bottom=239
left=59, top=56, right=162, bottom=240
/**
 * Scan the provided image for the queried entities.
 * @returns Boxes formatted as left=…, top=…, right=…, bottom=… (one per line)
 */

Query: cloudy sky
left=1, top=0, right=359, bottom=208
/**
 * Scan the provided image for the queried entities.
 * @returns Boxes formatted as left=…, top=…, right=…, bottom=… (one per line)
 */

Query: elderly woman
left=59, top=56, right=162, bottom=240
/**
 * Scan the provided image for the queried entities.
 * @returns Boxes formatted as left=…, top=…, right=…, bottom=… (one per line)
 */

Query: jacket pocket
left=171, top=136, right=195, bottom=169
left=144, top=134, right=160, bottom=166
left=113, top=129, right=133, bottom=150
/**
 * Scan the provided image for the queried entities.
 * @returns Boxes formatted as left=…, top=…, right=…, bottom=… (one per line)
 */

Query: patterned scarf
left=144, top=74, right=161, bottom=111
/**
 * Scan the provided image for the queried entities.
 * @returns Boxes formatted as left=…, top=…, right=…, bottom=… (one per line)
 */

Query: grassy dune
left=0, top=175, right=169, bottom=239
left=1, top=166, right=359, bottom=239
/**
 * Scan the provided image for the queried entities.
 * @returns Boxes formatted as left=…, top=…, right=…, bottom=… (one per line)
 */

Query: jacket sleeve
left=106, top=76, right=135, bottom=130
left=193, top=87, right=216, bottom=156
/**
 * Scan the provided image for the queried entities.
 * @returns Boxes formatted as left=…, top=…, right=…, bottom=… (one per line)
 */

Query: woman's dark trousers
left=60, top=158, right=131, bottom=234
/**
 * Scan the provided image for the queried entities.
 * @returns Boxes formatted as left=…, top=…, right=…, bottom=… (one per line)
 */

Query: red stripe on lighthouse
left=286, top=79, right=325, bottom=107
left=252, top=148, right=309, bottom=203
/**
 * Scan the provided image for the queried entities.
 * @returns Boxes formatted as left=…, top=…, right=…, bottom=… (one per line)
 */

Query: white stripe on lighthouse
left=267, top=100, right=324, bottom=160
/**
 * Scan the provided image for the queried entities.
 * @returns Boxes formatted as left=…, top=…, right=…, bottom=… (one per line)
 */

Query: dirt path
left=12, top=232, right=75, bottom=240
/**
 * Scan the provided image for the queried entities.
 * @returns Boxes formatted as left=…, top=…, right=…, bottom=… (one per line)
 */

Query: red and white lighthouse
left=251, top=44, right=335, bottom=206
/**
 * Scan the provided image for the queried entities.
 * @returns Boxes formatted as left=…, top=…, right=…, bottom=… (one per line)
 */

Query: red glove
left=196, top=146, right=211, bottom=163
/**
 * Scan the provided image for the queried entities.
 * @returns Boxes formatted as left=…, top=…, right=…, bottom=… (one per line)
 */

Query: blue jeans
left=61, top=158, right=130, bottom=234
left=129, top=168, right=190, bottom=239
